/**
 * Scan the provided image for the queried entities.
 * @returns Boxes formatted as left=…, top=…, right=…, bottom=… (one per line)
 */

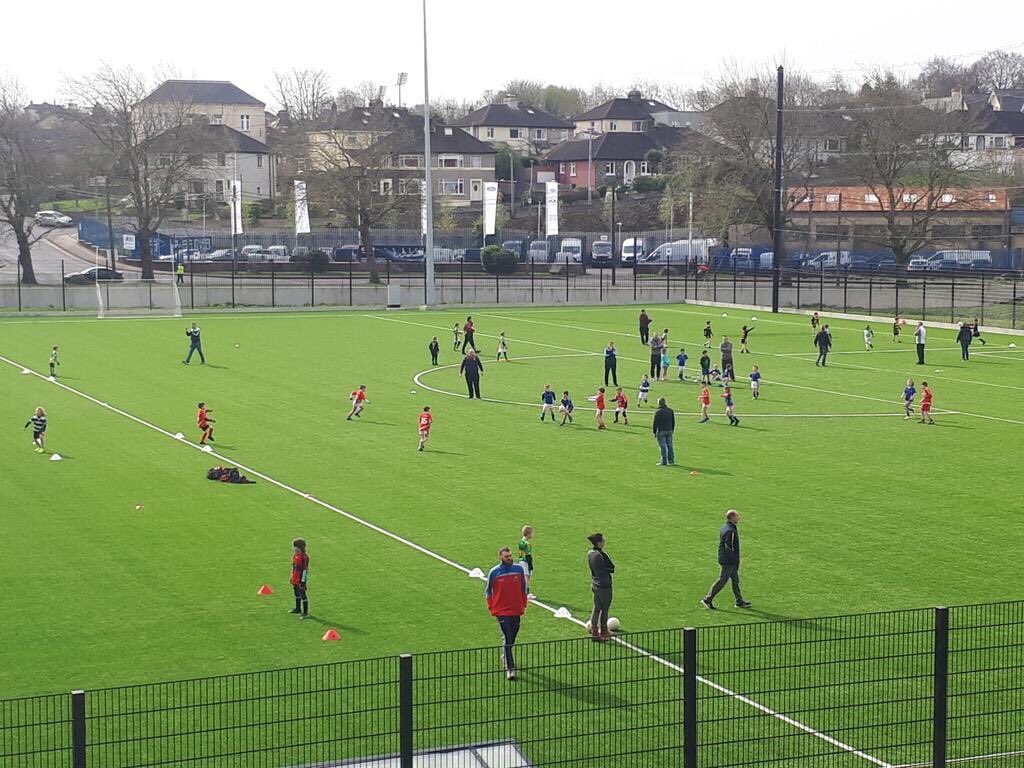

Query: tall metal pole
left=421, top=0, right=436, bottom=306
left=587, top=134, right=593, bottom=205
left=687, top=192, right=694, bottom=269
left=105, top=176, right=116, bottom=271
left=771, top=65, right=785, bottom=314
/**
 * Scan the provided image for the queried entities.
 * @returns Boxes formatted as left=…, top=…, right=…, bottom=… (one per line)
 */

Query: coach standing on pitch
left=700, top=510, right=751, bottom=610
left=638, top=309, right=652, bottom=345
left=649, top=332, right=664, bottom=379
left=720, top=336, right=735, bottom=380
left=652, top=397, right=675, bottom=466
left=914, top=321, right=927, bottom=365
left=957, top=322, right=973, bottom=361
left=587, top=533, right=615, bottom=642
left=604, top=341, right=618, bottom=386
left=183, top=322, right=206, bottom=365
left=460, top=349, right=484, bottom=399
left=485, top=546, right=529, bottom=680
left=814, top=325, right=831, bottom=366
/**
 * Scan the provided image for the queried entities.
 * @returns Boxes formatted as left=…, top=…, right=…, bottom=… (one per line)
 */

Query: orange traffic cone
left=257, top=584, right=274, bottom=596
left=322, top=628, right=341, bottom=641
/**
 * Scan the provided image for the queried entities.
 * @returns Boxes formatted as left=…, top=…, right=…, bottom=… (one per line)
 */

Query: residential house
left=306, top=100, right=423, bottom=172
left=649, top=109, right=706, bottom=133
left=573, top=90, right=675, bottom=135
left=925, top=88, right=1024, bottom=173
left=153, top=124, right=275, bottom=204
left=453, top=96, right=574, bottom=151
left=376, top=124, right=497, bottom=206
left=137, top=80, right=268, bottom=140
left=547, top=126, right=720, bottom=188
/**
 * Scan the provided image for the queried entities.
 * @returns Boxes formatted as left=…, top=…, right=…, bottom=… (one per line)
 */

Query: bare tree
left=0, top=78, right=54, bottom=284
left=273, top=68, right=333, bottom=123
left=970, top=49, right=1024, bottom=91
left=356, top=80, right=385, bottom=105
left=915, top=56, right=972, bottom=97
left=307, top=130, right=421, bottom=283
left=67, top=64, right=203, bottom=279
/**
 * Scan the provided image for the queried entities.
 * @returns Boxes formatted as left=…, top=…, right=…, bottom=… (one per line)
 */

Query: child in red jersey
left=197, top=402, right=215, bottom=444
left=588, top=387, right=607, bottom=430
left=289, top=538, right=309, bottom=618
left=418, top=406, right=433, bottom=451
left=347, top=385, right=368, bottom=420
left=920, top=382, right=935, bottom=425
left=613, top=387, right=629, bottom=425
left=698, top=384, right=711, bottom=423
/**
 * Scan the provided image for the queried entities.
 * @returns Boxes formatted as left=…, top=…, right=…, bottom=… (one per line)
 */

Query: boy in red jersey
left=920, top=382, right=935, bottom=425
left=613, top=387, right=629, bottom=425
left=418, top=406, right=433, bottom=451
left=197, top=402, right=215, bottom=444
left=698, top=384, right=711, bottom=424
left=289, top=538, right=309, bottom=618
left=347, top=385, right=368, bottom=420
left=588, top=387, right=607, bottom=430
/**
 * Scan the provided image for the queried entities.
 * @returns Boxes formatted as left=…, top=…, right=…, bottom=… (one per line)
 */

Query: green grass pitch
left=1, top=303, right=1022, bottom=708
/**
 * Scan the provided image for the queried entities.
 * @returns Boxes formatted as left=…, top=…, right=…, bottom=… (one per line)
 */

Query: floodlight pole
left=771, top=65, right=785, bottom=314
left=421, top=0, right=436, bottom=306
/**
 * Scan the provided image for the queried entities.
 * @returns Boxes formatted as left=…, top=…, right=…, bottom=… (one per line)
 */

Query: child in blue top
left=559, top=391, right=574, bottom=426
left=902, top=379, right=916, bottom=420
left=722, top=386, right=739, bottom=426
left=676, top=349, right=688, bottom=381
left=750, top=366, right=762, bottom=400
left=660, top=348, right=671, bottom=381
left=540, top=384, right=557, bottom=422
left=637, top=374, right=652, bottom=406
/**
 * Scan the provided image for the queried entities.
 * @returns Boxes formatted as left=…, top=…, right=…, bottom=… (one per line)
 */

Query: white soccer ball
left=721, top=312, right=728, bottom=318
left=607, top=617, right=621, bottom=632
left=1010, top=343, right=1018, bottom=349
left=410, top=389, right=416, bottom=394
left=751, top=316, right=758, bottom=321
left=234, top=344, right=239, bottom=348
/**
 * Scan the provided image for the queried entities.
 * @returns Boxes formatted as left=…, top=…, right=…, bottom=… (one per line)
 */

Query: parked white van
left=641, top=239, right=711, bottom=264
left=621, top=238, right=647, bottom=263
left=556, top=238, right=583, bottom=263
left=930, top=249, right=991, bottom=265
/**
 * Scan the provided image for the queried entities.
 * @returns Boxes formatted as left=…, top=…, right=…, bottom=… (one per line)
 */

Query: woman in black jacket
left=587, top=533, right=615, bottom=641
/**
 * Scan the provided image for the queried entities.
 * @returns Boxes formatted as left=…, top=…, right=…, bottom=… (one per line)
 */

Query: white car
left=906, top=259, right=929, bottom=272
left=34, top=210, right=74, bottom=227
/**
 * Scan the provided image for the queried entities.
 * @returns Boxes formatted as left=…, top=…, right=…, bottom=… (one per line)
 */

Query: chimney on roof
left=950, top=87, right=964, bottom=112
left=369, top=98, right=384, bottom=110
left=627, top=89, right=642, bottom=103
left=502, top=94, right=519, bottom=109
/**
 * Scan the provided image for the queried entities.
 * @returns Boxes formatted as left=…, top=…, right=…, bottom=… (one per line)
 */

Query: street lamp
left=421, top=0, right=436, bottom=306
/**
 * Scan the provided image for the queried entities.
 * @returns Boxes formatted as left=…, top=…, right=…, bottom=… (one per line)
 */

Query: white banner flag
left=545, top=181, right=559, bottom=238
left=293, top=180, right=310, bottom=234
left=230, top=180, right=244, bottom=236
left=420, top=179, right=429, bottom=236
left=482, top=182, right=499, bottom=236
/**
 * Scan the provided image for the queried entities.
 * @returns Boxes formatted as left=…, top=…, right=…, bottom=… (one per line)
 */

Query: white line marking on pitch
left=895, top=749, right=1024, bottom=767
left=0, top=350, right=891, bottom=768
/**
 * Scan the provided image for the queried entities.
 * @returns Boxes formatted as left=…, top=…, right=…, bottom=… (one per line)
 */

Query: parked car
left=64, top=267, right=124, bottom=284
left=590, top=237, right=614, bottom=265
left=266, top=245, right=290, bottom=261
left=621, top=237, right=646, bottom=264
left=206, top=249, right=236, bottom=262
left=802, top=251, right=850, bottom=270
left=331, top=244, right=397, bottom=262
left=556, top=237, right=583, bottom=263
left=291, top=246, right=311, bottom=261
left=501, top=240, right=526, bottom=261
left=528, top=240, right=550, bottom=263
left=35, top=210, right=74, bottom=227
left=906, top=258, right=929, bottom=272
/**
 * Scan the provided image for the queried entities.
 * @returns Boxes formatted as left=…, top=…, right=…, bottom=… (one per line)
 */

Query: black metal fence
left=2, top=601, right=1021, bottom=768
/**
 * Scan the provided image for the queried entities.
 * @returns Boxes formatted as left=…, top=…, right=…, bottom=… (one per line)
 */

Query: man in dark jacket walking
left=814, top=327, right=831, bottom=366
left=700, top=510, right=751, bottom=610
left=638, top=309, right=652, bottom=345
left=604, top=341, right=618, bottom=386
left=460, top=350, right=484, bottom=398
left=652, top=397, right=675, bottom=466
left=957, top=322, right=973, bottom=361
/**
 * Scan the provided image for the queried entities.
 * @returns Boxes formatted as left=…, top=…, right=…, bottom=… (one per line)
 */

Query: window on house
left=864, top=193, right=879, bottom=203
left=486, top=127, right=495, bottom=138
left=509, top=128, right=521, bottom=139
left=570, top=162, right=577, bottom=176
left=632, top=121, right=643, bottom=132
left=973, top=224, right=1003, bottom=238
left=824, top=138, right=841, bottom=152
left=992, top=136, right=1006, bottom=148
left=902, top=193, right=919, bottom=204
left=190, top=181, right=204, bottom=194
left=187, top=154, right=203, bottom=165
left=561, top=129, right=569, bottom=141
left=297, top=158, right=307, bottom=173
left=639, top=161, right=650, bottom=175
left=159, top=155, right=171, bottom=167
left=217, top=153, right=226, bottom=167
left=212, top=114, right=223, bottom=125
left=559, top=163, right=565, bottom=174
left=240, top=114, right=251, bottom=132
left=590, top=121, right=595, bottom=129
left=987, top=193, right=998, bottom=203
left=379, top=179, right=393, bottom=195
left=604, top=162, right=615, bottom=174
left=256, top=186, right=261, bottom=196
left=932, top=224, right=966, bottom=238
left=609, top=121, right=618, bottom=131
left=941, top=193, right=955, bottom=204
left=534, top=128, right=546, bottom=140
left=438, top=178, right=464, bottom=196
left=825, top=193, right=840, bottom=203
left=257, top=155, right=263, bottom=168
left=438, top=154, right=463, bottom=168
left=215, top=180, right=224, bottom=195
left=471, top=155, right=482, bottom=168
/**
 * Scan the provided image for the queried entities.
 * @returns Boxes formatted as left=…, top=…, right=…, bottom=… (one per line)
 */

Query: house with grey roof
left=139, top=80, right=268, bottom=141
left=573, top=90, right=676, bottom=135
left=453, top=96, right=574, bottom=151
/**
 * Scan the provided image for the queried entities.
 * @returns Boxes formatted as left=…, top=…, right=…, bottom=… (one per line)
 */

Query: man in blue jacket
left=700, top=509, right=751, bottom=610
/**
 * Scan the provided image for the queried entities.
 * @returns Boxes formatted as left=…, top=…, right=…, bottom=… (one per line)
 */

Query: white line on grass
left=1, top=350, right=892, bottom=768
left=895, top=749, right=1024, bottom=767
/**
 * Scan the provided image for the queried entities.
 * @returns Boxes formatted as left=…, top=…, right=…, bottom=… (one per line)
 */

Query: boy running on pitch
left=347, top=385, right=368, bottom=420
left=49, top=346, right=60, bottom=378
left=540, top=384, right=557, bottom=422
left=698, top=383, right=711, bottom=423
left=588, top=387, right=607, bottom=430
left=676, top=348, right=688, bottom=381
left=452, top=323, right=462, bottom=352
left=289, top=538, right=309, bottom=618
left=559, top=390, right=574, bottom=425
left=740, top=325, right=753, bottom=354
left=197, top=402, right=215, bottom=445
left=519, top=525, right=535, bottom=598
left=24, top=406, right=47, bottom=453
left=613, top=387, right=629, bottom=425
left=637, top=374, right=651, bottom=406
left=811, top=312, right=820, bottom=336
left=497, top=332, right=509, bottom=362
left=417, top=406, right=433, bottom=451
left=893, top=316, right=902, bottom=343
left=699, top=351, right=711, bottom=384
left=902, top=379, right=916, bottom=420
left=702, top=321, right=713, bottom=349
left=864, top=325, right=874, bottom=351
left=920, top=382, right=935, bottom=424
left=750, top=366, right=762, bottom=400
left=722, top=385, right=740, bottom=426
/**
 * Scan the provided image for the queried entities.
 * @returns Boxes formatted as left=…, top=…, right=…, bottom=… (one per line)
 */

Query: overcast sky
left=5, top=0, right=1021, bottom=109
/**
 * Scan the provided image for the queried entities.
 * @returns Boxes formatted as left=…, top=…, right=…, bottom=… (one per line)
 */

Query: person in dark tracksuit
left=460, top=350, right=484, bottom=398
left=587, top=533, right=615, bottom=641
left=183, top=322, right=206, bottom=364
left=701, top=510, right=751, bottom=610
left=652, top=397, right=675, bottom=466
left=957, top=323, right=973, bottom=361
left=649, top=333, right=663, bottom=379
left=429, top=336, right=440, bottom=366
left=638, top=309, right=651, bottom=345
left=604, top=341, right=618, bottom=386
left=814, top=327, right=831, bottom=366
left=462, top=317, right=477, bottom=353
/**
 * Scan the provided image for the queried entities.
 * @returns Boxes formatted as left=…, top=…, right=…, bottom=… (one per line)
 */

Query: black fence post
left=683, top=628, right=698, bottom=768
left=714, top=269, right=718, bottom=303
left=565, top=254, right=569, bottom=303
left=682, top=263, right=688, bottom=303
left=148, top=280, right=153, bottom=310
left=633, top=259, right=637, bottom=302
left=819, top=268, right=824, bottom=311
left=71, top=689, right=86, bottom=768
left=922, top=278, right=927, bottom=322
left=271, top=262, right=276, bottom=308
left=61, top=260, right=66, bottom=312
left=231, top=257, right=236, bottom=309
left=189, top=263, right=194, bottom=310
left=796, top=270, right=801, bottom=309
left=950, top=273, right=955, bottom=324
left=530, top=257, right=535, bottom=303
left=979, top=274, right=984, bottom=325
left=599, top=265, right=604, bottom=302
left=868, top=275, right=873, bottom=316
left=459, top=258, right=464, bottom=305
left=932, top=606, right=950, bottom=768
left=666, top=253, right=671, bottom=301
left=310, top=264, right=315, bottom=307
left=17, top=258, right=21, bottom=312
left=495, top=266, right=500, bottom=305
left=843, top=270, right=848, bottom=314
left=1013, top=277, right=1017, bottom=329
left=348, top=258, right=353, bottom=307
left=896, top=276, right=900, bottom=316
left=731, top=269, right=735, bottom=303
left=753, top=269, right=758, bottom=307
left=399, top=654, right=413, bottom=768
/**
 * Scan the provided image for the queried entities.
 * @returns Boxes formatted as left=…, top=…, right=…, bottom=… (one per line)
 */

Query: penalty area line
left=0, top=350, right=891, bottom=768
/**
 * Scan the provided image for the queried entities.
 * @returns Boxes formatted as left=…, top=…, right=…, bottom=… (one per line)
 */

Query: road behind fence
left=2, top=600, right=1021, bottom=767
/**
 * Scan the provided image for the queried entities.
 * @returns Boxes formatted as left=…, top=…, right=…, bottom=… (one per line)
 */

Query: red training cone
left=322, top=628, right=341, bottom=641
left=257, top=584, right=274, bottom=596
